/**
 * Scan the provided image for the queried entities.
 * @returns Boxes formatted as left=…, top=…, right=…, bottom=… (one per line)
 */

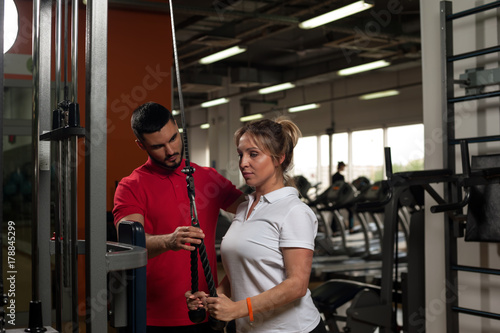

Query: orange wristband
left=246, top=297, right=254, bottom=322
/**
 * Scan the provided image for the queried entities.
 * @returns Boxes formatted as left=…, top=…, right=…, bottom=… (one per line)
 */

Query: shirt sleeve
left=279, top=203, right=317, bottom=250
left=112, top=179, right=146, bottom=226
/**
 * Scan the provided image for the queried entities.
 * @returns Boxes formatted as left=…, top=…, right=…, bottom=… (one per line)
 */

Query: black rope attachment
left=168, top=1, right=225, bottom=330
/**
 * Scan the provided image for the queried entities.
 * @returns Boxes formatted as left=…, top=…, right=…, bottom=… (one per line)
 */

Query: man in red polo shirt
left=113, top=102, right=245, bottom=333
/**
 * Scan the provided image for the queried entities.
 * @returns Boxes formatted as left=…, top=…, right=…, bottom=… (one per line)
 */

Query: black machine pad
left=465, top=154, right=500, bottom=242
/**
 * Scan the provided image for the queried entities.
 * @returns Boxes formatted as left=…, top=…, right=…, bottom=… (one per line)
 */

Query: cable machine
left=0, top=0, right=147, bottom=332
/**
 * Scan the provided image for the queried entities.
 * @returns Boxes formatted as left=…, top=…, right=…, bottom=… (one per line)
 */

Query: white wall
left=421, top=1, right=500, bottom=332
left=248, top=65, right=423, bottom=137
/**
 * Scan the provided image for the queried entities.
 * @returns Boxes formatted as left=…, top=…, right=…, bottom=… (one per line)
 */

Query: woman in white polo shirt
left=187, top=117, right=326, bottom=333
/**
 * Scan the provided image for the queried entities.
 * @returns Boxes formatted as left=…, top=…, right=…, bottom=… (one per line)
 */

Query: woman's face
left=237, top=133, right=282, bottom=193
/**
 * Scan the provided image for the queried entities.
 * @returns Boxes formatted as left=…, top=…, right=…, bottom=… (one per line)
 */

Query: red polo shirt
left=113, top=157, right=242, bottom=326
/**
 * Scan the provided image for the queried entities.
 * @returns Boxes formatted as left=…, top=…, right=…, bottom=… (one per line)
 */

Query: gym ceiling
left=109, top=0, right=421, bottom=112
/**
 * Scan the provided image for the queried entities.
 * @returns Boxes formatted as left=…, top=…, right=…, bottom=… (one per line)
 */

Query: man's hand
left=167, top=226, right=205, bottom=251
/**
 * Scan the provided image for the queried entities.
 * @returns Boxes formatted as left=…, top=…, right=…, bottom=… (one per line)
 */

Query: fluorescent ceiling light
left=199, top=46, right=247, bottom=65
left=240, top=114, right=263, bottom=122
left=258, top=82, right=295, bottom=95
left=4, top=0, right=19, bottom=53
left=172, top=109, right=180, bottom=116
left=360, top=89, right=400, bottom=100
left=288, top=103, right=320, bottom=113
left=200, top=123, right=210, bottom=129
left=201, top=97, right=229, bottom=108
left=299, top=1, right=374, bottom=30
left=337, top=60, right=390, bottom=76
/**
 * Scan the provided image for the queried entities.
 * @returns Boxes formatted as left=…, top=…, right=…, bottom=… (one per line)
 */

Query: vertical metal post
left=62, top=1, right=75, bottom=327
left=85, top=0, right=108, bottom=331
left=440, top=2, right=459, bottom=332
left=53, top=1, right=64, bottom=330
left=32, top=0, right=53, bottom=326
left=71, top=0, right=78, bottom=99
left=379, top=186, right=400, bottom=333
left=70, top=1, right=80, bottom=330
left=326, top=127, right=334, bottom=186
left=55, top=0, right=62, bottom=103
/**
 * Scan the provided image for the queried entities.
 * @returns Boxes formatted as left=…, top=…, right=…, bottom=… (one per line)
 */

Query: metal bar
left=448, top=45, right=500, bottom=62
left=449, top=135, right=500, bottom=145
left=378, top=185, right=402, bottom=333
left=85, top=0, right=108, bottom=331
left=448, top=90, right=500, bottom=103
left=452, top=265, right=500, bottom=275
left=459, top=141, right=470, bottom=177
left=62, top=138, right=73, bottom=327
left=32, top=1, right=41, bottom=303
left=441, top=2, right=460, bottom=333
left=69, top=136, right=79, bottom=332
left=55, top=0, right=62, bottom=102
left=54, top=2, right=64, bottom=328
left=32, top=0, right=53, bottom=308
left=105, top=243, right=148, bottom=272
left=384, top=147, right=393, bottom=179
left=71, top=0, right=79, bottom=101
left=39, top=1, right=54, bottom=325
left=54, top=142, right=63, bottom=332
left=447, top=0, right=500, bottom=21
left=453, top=306, right=500, bottom=320
left=62, top=6, right=77, bottom=325
left=63, top=0, right=69, bottom=100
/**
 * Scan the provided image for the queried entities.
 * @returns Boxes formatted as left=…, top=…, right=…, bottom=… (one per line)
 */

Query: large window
left=293, top=124, right=424, bottom=190
left=387, top=124, right=424, bottom=172
left=352, top=129, right=384, bottom=181
left=294, top=136, right=318, bottom=185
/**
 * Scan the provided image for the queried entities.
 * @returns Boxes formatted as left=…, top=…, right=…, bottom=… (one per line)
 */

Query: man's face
left=137, top=120, right=184, bottom=170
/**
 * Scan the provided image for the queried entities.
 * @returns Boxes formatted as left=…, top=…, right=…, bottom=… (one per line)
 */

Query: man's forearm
left=145, top=233, right=171, bottom=258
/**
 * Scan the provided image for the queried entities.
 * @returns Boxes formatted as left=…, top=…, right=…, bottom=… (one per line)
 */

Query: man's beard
left=150, top=141, right=185, bottom=171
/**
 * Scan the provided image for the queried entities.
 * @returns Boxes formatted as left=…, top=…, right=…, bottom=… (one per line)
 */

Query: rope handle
left=167, top=1, right=225, bottom=330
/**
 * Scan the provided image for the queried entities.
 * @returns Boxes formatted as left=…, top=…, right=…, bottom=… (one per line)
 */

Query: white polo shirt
left=220, top=186, right=321, bottom=332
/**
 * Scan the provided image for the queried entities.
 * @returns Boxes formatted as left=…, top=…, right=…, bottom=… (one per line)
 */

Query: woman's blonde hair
left=234, top=116, right=301, bottom=186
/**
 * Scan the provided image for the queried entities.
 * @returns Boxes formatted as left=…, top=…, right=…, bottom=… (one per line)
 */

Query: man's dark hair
left=131, top=102, right=176, bottom=141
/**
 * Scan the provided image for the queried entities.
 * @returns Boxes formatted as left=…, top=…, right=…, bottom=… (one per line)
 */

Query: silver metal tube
left=55, top=0, right=62, bottom=103
left=55, top=142, right=63, bottom=332
left=54, top=1, right=64, bottom=330
left=70, top=3, right=80, bottom=330
left=85, top=0, right=108, bottom=330
left=33, top=0, right=54, bottom=325
left=31, top=0, right=41, bottom=304
left=71, top=0, right=78, bottom=101
left=70, top=136, right=79, bottom=332
left=63, top=0, right=69, bottom=99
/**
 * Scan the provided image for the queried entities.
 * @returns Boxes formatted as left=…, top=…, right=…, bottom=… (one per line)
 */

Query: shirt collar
left=145, top=157, right=186, bottom=179
left=249, top=186, right=298, bottom=204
